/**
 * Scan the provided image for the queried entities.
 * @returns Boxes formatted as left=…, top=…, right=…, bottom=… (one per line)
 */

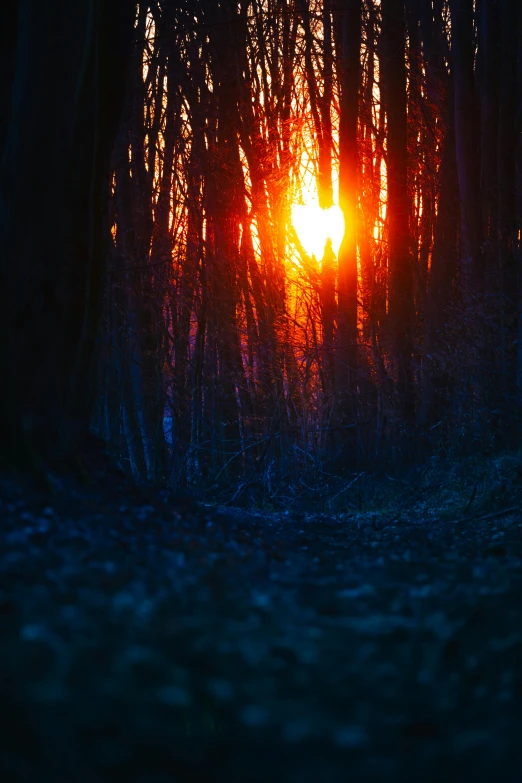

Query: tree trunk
left=479, top=0, right=500, bottom=241
left=516, top=1, right=522, bottom=393
left=334, top=0, right=361, bottom=404
left=450, top=0, right=482, bottom=293
left=420, top=79, right=460, bottom=428
left=0, top=0, right=133, bottom=468
left=381, top=0, right=415, bottom=425
left=496, top=0, right=518, bottom=407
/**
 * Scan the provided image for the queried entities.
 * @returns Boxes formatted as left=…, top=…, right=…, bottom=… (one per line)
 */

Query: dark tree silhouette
left=0, top=0, right=134, bottom=469
left=380, top=0, right=415, bottom=428
left=334, top=0, right=361, bottom=405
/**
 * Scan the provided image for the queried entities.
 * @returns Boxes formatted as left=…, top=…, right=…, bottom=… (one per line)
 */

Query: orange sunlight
left=291, top=202, right=345, bottom=260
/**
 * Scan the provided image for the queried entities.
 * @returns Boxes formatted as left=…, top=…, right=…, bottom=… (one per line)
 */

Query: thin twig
left=328, top=473, right=366, bottom=507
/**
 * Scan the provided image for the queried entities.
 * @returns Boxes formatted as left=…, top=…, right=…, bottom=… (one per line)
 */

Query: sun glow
left=291, top=202, right=345, bottom=260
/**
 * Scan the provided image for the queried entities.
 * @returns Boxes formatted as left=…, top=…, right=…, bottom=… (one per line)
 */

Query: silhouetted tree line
left=1, top=1, right=521, bottom=504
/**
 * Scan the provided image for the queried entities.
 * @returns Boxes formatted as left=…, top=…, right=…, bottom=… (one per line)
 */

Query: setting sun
left=291, top=203, right=345, bottom=260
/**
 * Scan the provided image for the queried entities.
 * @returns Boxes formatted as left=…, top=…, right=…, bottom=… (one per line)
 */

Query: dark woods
left=0, top=0, right=134, bottom=466
left=1, top=1, right=521, bottom=504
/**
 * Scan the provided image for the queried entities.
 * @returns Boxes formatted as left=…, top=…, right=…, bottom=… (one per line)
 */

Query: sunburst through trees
left=291, top=203, right=345, bottom=261
left=93, top=0, right=522, bottom=503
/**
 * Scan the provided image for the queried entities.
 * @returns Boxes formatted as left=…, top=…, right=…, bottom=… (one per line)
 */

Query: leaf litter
left=0, top=473, right=521, bottom=782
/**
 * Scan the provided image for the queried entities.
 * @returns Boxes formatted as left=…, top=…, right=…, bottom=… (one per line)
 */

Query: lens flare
left=291, top=203, right=345, bottom=260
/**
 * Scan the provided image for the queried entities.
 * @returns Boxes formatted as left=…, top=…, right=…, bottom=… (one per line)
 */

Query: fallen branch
left=371, top=504, right=521, bottom=532
left=446, top=505, right=520, bottom=526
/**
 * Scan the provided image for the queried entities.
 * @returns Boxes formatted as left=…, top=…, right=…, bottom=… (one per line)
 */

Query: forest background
left=1, top=0, right=521, bottom=508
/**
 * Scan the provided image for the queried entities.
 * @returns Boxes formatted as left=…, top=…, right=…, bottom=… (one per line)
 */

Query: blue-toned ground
left=1, top=471, right=521, bottom=782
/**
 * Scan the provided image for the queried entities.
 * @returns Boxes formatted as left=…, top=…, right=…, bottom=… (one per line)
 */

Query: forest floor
left=1, top=456, right=522, bottom=782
